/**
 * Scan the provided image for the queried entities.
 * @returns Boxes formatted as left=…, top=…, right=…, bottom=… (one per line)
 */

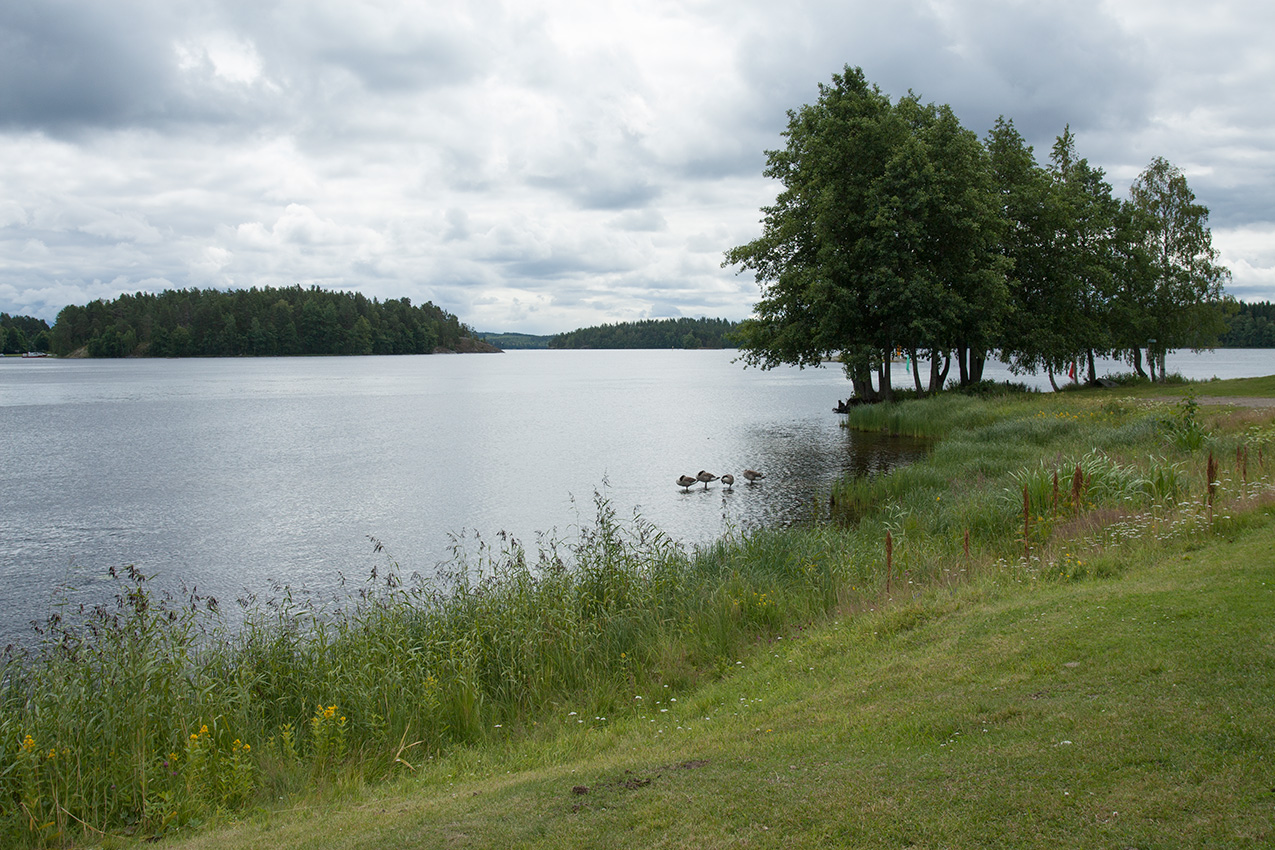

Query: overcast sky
left=2, top=0, right=1272, bottom=334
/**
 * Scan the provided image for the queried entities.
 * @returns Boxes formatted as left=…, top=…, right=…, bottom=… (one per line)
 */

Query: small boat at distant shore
left=21, top=351, right=49, bottom=358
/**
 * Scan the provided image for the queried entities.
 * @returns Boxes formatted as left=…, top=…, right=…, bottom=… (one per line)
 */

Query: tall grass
left=3, top=389, right=1273, bottom=846
left=0, top=497, right=883, bottom=845
left=833, top=390, right=1275, bottom=571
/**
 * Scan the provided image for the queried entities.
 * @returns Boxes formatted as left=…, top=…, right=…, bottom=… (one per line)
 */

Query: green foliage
left=47, top=285, right=481, bottom=358
left=548, top=317, right=740, bottom=349
left=1218, top=299, right=1275, bottom=347
left=0, top=313, right=50, bottom=354
left=725, top=66, right=1006, bottom=400
left=727, top=68, right=1233, bottom=396
left=1160, top=390, right=1207, bottom=450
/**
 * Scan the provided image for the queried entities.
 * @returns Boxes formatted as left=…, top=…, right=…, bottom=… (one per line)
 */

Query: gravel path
left=1194, top=396, right=1275, bottom=408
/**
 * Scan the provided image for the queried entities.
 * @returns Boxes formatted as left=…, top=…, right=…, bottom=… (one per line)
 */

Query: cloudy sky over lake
left=2, top=0, right=1272, bottom=333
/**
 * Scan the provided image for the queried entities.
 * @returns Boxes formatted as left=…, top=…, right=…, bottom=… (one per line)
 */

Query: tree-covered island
left=726, top=66, right=1233, bottom=400
left=42, top=285, right=496, bottom=357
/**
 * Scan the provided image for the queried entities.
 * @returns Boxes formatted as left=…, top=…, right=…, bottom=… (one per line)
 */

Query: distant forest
left=477, top=331, right=552, bottom=350
left=548, top=317, right=740, bottom=349
left=42, top=286, right=489, bottom=357
left=5, top=299, right=1275, bottom=357
left=0, top=313, right=52, bottom=354
left=1219, top=300, right=1275, bottom=347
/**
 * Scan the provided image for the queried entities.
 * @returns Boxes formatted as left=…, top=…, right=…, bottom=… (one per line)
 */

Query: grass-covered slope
left=171, top=508, right=1275, bottom=849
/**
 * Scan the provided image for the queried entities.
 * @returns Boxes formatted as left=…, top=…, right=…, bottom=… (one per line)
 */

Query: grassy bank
left=168, top=497, right=1275, bottom=849
left=3, top=381, right=1274, bottom=847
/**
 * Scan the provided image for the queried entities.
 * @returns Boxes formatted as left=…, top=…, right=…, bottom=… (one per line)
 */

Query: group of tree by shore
left=726, top=66, right=1233, bottom=399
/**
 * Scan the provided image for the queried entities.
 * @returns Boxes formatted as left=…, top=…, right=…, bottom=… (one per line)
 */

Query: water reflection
left=13, top=346, right=1265, bottom=645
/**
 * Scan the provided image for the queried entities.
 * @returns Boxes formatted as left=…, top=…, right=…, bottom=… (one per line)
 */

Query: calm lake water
left=1, top=348, right=1270, bottom=647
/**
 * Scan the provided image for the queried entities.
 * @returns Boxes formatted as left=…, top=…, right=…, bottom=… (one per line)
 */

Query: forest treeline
left=548, top=317, right=740, bottom=349
left=41, top=286, right=487, bottom=357
left=727, top=66, right=1235, bottom=398
left=0, top=313, right=52, bottom=355
left=1220, top=300, right=1275, bottom=347
left=4, top=296, right=1274, bottom=359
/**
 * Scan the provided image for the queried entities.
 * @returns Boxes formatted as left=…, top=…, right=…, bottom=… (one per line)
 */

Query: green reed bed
left=3, top=389, right=1273, bottom=847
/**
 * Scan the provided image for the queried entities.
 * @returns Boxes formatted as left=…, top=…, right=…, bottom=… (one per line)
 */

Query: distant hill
left=549, top=317, right=741, bottom=349
left=476, top=332, right=553, bottom=350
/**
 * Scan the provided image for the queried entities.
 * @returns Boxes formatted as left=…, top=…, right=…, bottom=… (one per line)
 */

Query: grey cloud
left=442, top=209, right=471, bottom=241
left=610, top=209, right=667, bottom=233
left=0, top=3, right=181, bottom=131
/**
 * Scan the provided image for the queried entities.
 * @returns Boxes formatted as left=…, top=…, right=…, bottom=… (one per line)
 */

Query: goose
left=721, top=473, right=735, bottom=490
left=677, top=474, right=697, bottom=491
left=696, top=470, right=719, bottom=489
left=743, top=468, right=765, bottom=484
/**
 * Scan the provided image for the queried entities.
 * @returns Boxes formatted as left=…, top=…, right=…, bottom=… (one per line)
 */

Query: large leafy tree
left=725, top=67, right=896, bottom=398
left=726, top=66, right=1004, bottom=400
left=1045, top=127, right=1123, bottom=383
left=1126, top=157, right=1231, bottom=379
left=987, top=118, right=1079, bottom=389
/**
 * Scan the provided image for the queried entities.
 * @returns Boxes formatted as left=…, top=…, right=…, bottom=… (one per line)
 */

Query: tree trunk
left=957, top=345, right=969, bottom=385
left=1086, top=349, right=1097, bottom=384
left=1132, top=347, right=1147, bottom=379
left=879, top=352, right=894, bottom=402
left=910, top=349, right=924, bottom=395
left=928, top=352, right=950, bottom=394
left=848, top=358, right=879, bottom=402
left=1047, top=366, right=1060, bottom=392
left=970, top=349, right=986, bottom=383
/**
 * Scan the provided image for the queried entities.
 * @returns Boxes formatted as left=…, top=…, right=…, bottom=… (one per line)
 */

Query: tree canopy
left=725, top=66, right=1232, bottom=397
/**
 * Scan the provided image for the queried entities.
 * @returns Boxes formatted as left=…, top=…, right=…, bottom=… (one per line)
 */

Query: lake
left=1, top=347, right=1270, bottom=647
